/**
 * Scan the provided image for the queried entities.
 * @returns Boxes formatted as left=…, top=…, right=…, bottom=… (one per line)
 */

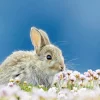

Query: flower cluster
left=0, top=69, right=100, bottom=100
left=53, top=69, right=100, bottom=90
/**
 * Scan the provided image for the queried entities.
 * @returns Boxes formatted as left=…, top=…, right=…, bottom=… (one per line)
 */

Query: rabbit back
left=0, top=51, right=37, bottom=84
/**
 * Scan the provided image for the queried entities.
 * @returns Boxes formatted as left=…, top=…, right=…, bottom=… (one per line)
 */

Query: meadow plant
left=0, top=69, right=100, bottom=100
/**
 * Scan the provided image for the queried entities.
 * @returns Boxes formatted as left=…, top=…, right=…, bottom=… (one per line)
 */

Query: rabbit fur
left=0, top=27, right=65, bottom=88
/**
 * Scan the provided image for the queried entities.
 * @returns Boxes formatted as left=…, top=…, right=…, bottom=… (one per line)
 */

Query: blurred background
left=0, top=0, right=100, bottom=72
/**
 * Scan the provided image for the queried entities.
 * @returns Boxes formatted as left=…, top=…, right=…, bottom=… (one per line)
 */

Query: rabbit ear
left=38, top=29, right=51, bottom=45
left=30, top=27, right=50, bottom=54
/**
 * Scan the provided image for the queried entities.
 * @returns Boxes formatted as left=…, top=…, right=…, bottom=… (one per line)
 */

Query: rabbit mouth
left=49, top=65, right=64, bottom=72
left=60, top=68, right=64, bottom=71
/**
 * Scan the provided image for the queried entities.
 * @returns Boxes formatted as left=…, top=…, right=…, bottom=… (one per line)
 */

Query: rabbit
left=0, top=27, right=65, bottom=88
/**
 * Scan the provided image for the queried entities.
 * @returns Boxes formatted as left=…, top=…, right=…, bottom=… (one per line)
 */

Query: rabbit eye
left=47, top=55, right=52, bottom=60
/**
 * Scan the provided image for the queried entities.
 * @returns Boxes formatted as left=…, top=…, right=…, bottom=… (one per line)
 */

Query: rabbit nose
left=59, top=62, right=65, bottom=71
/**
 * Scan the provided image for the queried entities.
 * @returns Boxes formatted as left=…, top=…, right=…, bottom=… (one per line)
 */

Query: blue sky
left=0, top=0, right=100, bottom=72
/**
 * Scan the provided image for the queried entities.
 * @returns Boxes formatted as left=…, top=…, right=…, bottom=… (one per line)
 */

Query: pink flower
left=88, top=69, right=93, bottom=76
left=96, top=69, right=100, bottom=75
left=84, top=72, right=91, bottom=77
left=67, top=70, right=72, bottom=75
left=80, top=74, right=86, bottom=80
left=8, top=82, right=14, bottom=87
left=73, top=71, right=80, bottom=78
left=70, top=74, right=76, bottom=82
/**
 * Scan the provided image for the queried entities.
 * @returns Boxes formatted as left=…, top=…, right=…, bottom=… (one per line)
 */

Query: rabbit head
left=30, top=27, right=65, bottom=75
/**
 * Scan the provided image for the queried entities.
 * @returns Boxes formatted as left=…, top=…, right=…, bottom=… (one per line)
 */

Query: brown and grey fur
left=0, top=27, right=65, bottom=88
